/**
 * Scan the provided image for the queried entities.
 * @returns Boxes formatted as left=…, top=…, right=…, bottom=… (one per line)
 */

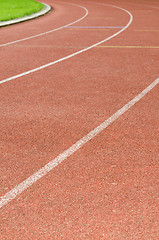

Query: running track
left=0, top=0, right=159, bottom=239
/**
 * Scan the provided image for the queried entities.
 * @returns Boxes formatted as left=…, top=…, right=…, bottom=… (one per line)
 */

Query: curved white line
left=0, top=2, right=88, bottom=47
left=0, top=3, right=133, bottom=208
left=0, top=4, right=133, bottom=85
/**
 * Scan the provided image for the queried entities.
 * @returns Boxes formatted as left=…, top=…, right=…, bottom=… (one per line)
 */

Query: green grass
left=0, top=0, right=44, bottom=21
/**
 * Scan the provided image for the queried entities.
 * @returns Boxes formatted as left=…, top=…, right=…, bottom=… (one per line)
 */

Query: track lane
left=0, top=2, right=131, bottom=81
left=0, top=77, right=158, bottom=208
left=0, top=78, right=158, bottom=238
left=0, top=1, right=132, bottom=195
left=0, top=1, right=88, bottom=47
left=0, top=0, right=159, bottom=239
left=0, top=1, right=87, bottom=46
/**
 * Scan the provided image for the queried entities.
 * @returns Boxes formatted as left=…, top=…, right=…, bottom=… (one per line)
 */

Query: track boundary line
left=0, top=2, right=88, bottom=47
left=0, top=3, right=133, bottom=85
left=0, top=77, right=158, bottom=209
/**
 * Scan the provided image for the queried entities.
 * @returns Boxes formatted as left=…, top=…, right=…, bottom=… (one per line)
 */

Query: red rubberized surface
left=0, top=0, right=159, bottom=239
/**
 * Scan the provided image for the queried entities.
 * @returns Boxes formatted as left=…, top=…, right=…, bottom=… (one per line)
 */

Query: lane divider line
left=87, top=17, right=112, bottom=19
left=0, top=2, right=88, bottom=47
left=68, top=29, right=111, bottom=31
left=98, top=45, right=159, bottom=49
left=0, top=77, right=158, bottom=209
left=0, top=4, right=133, bottom=85
left=9, top=45, right=159, bottom=49
left=66, top=26, right=124, bottom=28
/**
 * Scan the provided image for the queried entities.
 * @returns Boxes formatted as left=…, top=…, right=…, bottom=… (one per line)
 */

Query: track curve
left=0, top=0, right=158, bottom=239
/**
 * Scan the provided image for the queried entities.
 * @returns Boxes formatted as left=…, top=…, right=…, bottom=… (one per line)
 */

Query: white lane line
left=0, top=77, right=158, bottom=209
left=0, top=2, right=88, bottom=47
left=0, top=4, right=133, bottom=85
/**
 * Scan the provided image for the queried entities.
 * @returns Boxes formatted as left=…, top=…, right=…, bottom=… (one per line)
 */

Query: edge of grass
left=0, top=0, right=44, bottom=22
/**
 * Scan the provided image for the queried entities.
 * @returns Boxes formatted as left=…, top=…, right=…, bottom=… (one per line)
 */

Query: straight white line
left=0, top=4, right=133, bottom=85
left=0, top=77, right=158, bottom=208
left=0, top=2, right=88, bottom=47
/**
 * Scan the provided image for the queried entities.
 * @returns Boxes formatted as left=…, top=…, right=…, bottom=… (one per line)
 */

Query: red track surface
left=0, top=0, right=159, bottom=239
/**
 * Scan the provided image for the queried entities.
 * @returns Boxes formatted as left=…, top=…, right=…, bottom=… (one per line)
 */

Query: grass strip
left=0, top=0, right=44, bottom=21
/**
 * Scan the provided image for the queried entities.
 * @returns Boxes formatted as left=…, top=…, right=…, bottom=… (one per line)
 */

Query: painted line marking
left=98, top=45, right=159, bottom=49
left=10, top=45, right=159, bottom=49
left=0, top=4, right=133, bottom=85
left=68, top=29, right=111, bottom=31
left=9, top=44, right=84, bottom=48
left=66, top=26, right=124, bottom=28
left=0, top=2, right=88, bottom=47
left=0, top=77, right=158, bottom=209
left=87, top=17, right=112, bottom=19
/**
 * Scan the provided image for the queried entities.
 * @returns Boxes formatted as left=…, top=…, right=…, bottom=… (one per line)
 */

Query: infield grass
left=0, top=0, right=44, bottom=21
